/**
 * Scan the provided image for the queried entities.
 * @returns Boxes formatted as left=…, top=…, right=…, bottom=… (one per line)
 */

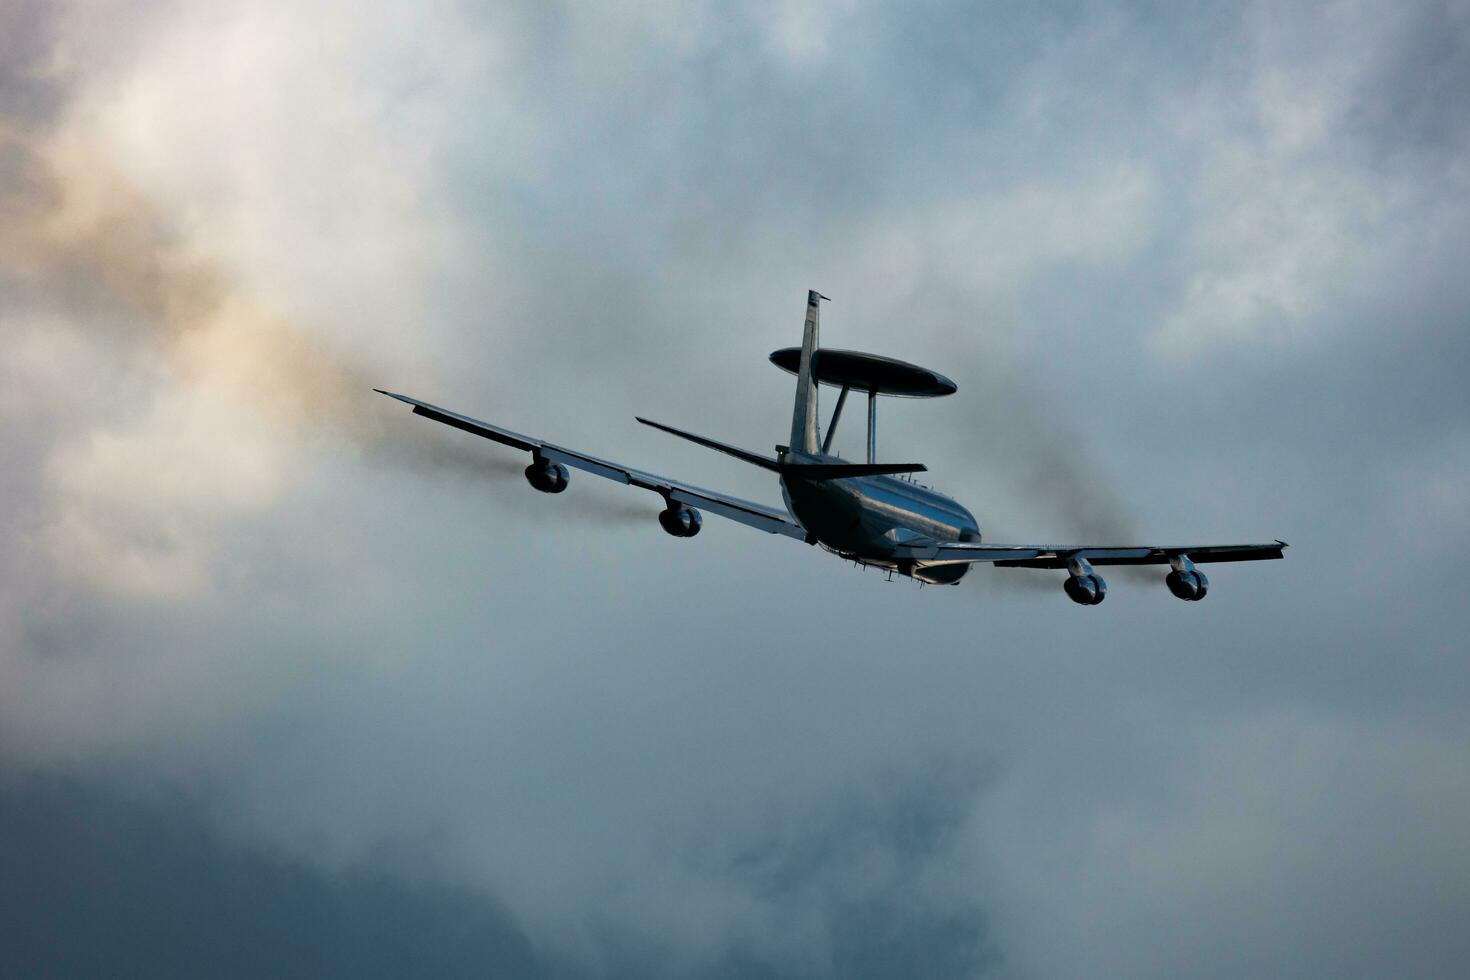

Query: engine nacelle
left=1064, top=572, right=1107, bottom=605
left=524, top=458, right=569, bottom=494
left=1165, top=555, right=1208, bottom=601
left=1166, top=568, right=1209, bottom=601
left=658, top=504, right=703, bottom=538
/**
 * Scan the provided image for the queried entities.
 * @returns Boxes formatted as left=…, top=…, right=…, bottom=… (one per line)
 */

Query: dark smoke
left=940, top=345, right=1160, bottom=586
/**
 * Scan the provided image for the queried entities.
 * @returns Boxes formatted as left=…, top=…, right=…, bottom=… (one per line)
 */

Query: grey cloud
left=0, top=766, right=999, bottom=980
left=0, top=771, right=546, bottom=979
left=0, top=0, right=64, bottom=123
left=4, top=1, right=1470, bottom=978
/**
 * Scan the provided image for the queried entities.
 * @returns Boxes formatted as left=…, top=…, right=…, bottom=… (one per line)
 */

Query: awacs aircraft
left=378, top=291, right=1286, bottom=604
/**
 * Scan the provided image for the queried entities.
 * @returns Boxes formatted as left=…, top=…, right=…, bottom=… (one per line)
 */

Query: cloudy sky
left=2, top=1, right=1468, bottom=976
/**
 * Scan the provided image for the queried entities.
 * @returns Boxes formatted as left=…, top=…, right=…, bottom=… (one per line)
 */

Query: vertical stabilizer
left=790, top=290, right=826, bottom=454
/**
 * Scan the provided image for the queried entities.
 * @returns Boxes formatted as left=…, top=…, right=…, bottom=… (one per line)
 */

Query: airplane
left=377, top=290, right=1287, bottom=604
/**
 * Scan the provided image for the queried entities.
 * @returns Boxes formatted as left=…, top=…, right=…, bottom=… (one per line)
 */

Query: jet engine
left=1063, top=572, right=1107, bottom=605
left=1063, top=556, right=1107, bottom=605
left=524, top=458, right=569, bottom=493
left=1166, top=568, right=1209, bottom=601
left=658, top=504, right=703, bottom=537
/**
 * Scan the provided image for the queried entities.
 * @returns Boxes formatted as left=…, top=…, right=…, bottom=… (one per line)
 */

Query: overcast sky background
left=2, top=1, right=1469, bottom=977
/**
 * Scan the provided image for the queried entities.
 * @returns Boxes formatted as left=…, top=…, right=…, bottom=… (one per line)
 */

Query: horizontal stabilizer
left=636, top=417, right=924, bottom=480
left=781, top=461, right=927, bottom=479
left=635, top=417, right=782, bottom=469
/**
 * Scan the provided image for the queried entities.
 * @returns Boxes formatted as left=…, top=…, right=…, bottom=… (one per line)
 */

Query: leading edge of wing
left=538, top=444, right=805, bottom=539
left=375, top=389, right=540, bottom=451
left=895, top=540, right=1289, bottom=566
left=375, top=389, right=806, bottom=540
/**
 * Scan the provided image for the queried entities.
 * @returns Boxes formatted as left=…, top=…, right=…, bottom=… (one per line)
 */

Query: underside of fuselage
left=779, top=465, right=981, bottom=585
left=826, top=552, right=974, bottom=585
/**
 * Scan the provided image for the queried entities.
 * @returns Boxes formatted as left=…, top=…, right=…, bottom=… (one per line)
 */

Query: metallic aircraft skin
left=779, top=462, right=982, bottom=584
left=774, top=288, right=982, bottom=583
left=377, top=289, right=1287, bottom=602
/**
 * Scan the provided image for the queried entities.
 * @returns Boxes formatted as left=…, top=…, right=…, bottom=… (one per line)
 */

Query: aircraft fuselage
left=780, top=452, right=980, bottom=584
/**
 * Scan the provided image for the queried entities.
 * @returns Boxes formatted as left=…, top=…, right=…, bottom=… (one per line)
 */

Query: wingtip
left=374, top=388, right=415, bottom=407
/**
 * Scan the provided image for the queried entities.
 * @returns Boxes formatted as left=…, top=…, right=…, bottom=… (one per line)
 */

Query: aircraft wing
left=891, top=540, right=1288, bottom=566
left=375, top=390, right=807, bottom=540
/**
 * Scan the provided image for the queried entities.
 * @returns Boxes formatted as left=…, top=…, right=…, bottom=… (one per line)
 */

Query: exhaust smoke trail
left=1, top=115, right=664, bottom=600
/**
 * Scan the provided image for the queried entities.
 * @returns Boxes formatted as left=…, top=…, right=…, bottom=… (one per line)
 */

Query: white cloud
left=761, top=0, right=859, bottom=64
left=1153, top=0, right=1470, bottom=359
